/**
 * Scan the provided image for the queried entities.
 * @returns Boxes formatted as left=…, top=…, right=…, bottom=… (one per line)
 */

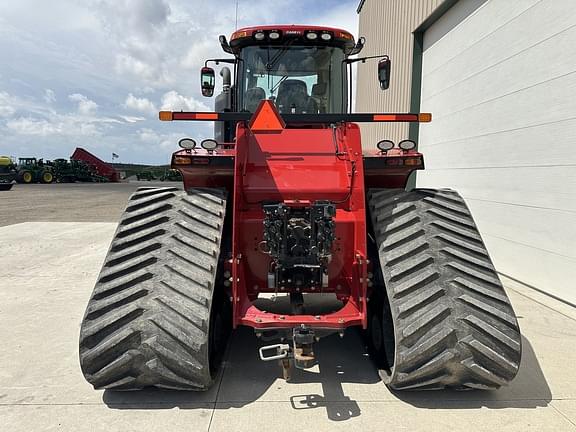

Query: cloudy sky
left=0, top=0, right=358, bottom=164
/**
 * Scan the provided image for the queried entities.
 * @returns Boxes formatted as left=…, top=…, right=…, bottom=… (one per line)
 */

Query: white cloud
left=6, top=116, right=101, bottom=137
left=96, top=0, right=174, bottom=85
left=0, top=92, right=17, bottom=117
left=138, top=128, right=160, bottom=143
left=6, top=117, right=58, bottom=136
left=98, top=0, right=171, bottom=38
left=115, top=54, right=166, bottom=83
left=303, top=2, right=359, bottom=38
left=43, top=89, right=56, bottom=104
left=138, top=128, right=185, bottom=151
left=0, top=106, right=15, bottom=117
left=119, top=115, right=146, bottom=123
left=68, top=93, right=98, bottom=115
left=124, top=93, right=157, bottom=116
left=160, top=90, right=209, bottom=112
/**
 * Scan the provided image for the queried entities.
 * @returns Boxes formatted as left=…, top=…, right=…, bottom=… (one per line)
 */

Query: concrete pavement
left=0, top=182, right=181, bottom=227
left=1, top=221, right=575, bottom=431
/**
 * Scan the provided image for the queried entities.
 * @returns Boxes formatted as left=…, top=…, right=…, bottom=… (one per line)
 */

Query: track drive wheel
left=79, top=186, right=231, bottom=390
left=367, top=188, right=521, bottom=390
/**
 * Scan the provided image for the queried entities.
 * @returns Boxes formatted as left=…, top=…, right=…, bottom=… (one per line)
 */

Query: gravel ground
left=0, top=181, right=182, bottom=227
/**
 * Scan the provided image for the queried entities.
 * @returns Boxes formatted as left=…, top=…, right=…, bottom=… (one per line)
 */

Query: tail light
left=386, top=158, right=402, bottom=166
left=404, top=157, right=423, bottom=166
left=173, top=156, right=191, bottom=165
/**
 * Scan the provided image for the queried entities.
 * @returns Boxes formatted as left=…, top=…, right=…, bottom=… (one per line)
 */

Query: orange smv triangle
left=249, top=99, right=285, bottom=132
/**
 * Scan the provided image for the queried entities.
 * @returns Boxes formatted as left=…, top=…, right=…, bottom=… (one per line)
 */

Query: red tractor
left=79, top=25, right=521, bottom=391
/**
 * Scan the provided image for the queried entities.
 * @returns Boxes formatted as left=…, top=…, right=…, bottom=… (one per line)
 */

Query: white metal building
left=357, top=0, right=576, bottom=305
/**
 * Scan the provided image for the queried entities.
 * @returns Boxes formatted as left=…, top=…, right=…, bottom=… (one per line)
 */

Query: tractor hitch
left=258, top=325, right=317, bottom=381
left=293, top=325, right=315, bottom=369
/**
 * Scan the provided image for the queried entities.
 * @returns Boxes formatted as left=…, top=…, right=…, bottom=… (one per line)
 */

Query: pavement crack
left=550, top=403, right=576, bottom=429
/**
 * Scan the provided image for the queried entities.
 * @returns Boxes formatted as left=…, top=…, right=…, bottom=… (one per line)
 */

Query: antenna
left=235, top=0, right=239, bottom=30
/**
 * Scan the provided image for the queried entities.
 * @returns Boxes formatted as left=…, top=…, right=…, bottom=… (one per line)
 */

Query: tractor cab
left=18, top=157, right=38, bottom=167
left=230, top=27, right=354, bottom=115
left=200, top=25, right=389, bottom=141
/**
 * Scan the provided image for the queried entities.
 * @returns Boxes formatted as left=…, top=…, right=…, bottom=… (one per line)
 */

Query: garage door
left=417, top=0, right=576, bottom=305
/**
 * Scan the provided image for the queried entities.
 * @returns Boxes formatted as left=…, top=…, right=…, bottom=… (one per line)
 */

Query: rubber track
left=368, top=188, right=521, bottom=390
left=79, top=186, right=227, bottom=390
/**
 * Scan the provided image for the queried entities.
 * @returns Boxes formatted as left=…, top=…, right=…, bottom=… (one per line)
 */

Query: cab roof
left=229, top=25, right=356, bottom=53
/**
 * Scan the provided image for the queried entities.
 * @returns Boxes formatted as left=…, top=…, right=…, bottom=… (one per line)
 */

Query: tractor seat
left=311, top=83, right=327, bottom=113
left=276, top=80, right=317, bottom=114
left=245, top=87, right=266, bottom=112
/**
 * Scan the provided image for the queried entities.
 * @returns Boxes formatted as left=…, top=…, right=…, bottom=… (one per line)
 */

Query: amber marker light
left=418, top=113, right=432, bottom=122
left=173, top=156, right=191, bottom=165
left=404, top=157, right=422, bottom=166
left=159, top=111, right=173, bottom=121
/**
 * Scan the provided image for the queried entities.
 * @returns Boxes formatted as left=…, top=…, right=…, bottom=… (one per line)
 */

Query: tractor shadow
left=214, top=327, right=378, bottom=421
left=103, top=331, right=550, bottom=419
left=102, top=326, right=377, bottom=420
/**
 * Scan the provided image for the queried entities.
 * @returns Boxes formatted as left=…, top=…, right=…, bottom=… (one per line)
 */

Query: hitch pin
left=259, top=344, right=291, bottom=362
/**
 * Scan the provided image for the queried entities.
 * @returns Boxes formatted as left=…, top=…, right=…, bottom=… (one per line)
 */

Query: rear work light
left=399, top=139, right=416, bottom=150
left=201, top=139, right=218, bottom=150
left=321, top=32, right=332, bottom=41
left=377, top=140, right=394, bottom=151
left=269, top=31, right=281, bottom=40
left=254, top=31, right=266, bottom=41
left=178, top=138, right=196, bottom=150
left=306, top=32, right=318, bottom=40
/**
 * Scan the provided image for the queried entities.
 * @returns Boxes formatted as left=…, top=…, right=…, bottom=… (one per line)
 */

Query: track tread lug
left=367, top=188, right=521, bottom=391
left=79, top=187, right=228, bottom=391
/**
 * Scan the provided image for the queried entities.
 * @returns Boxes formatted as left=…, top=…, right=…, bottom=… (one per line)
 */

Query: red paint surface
left=229, top=113, right=368, bottom=330
left=231, top=25, right=354, bottom=42
left=173, top=103, right=425, bottom=331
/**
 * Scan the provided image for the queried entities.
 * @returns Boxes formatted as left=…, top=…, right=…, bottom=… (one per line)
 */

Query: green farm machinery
left=0, top=156, right=17, bottom=190
left=135, top=168, right=182, bottom=182
left=52, top=158, right=108, bottom=183
left=136, top=170, right=157, bottom=181
left=16, top=158, right=54, bottom=184
left=159, top=168, right=182, bottom=182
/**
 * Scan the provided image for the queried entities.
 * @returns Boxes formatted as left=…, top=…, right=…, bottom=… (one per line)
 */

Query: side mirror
left=378, top=56, right=391, bottom=90
left=201, top=67, right=215, bottom=97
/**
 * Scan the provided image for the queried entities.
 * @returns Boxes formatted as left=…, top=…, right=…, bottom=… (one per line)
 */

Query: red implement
left=71, top=147, right=120, bottom=182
